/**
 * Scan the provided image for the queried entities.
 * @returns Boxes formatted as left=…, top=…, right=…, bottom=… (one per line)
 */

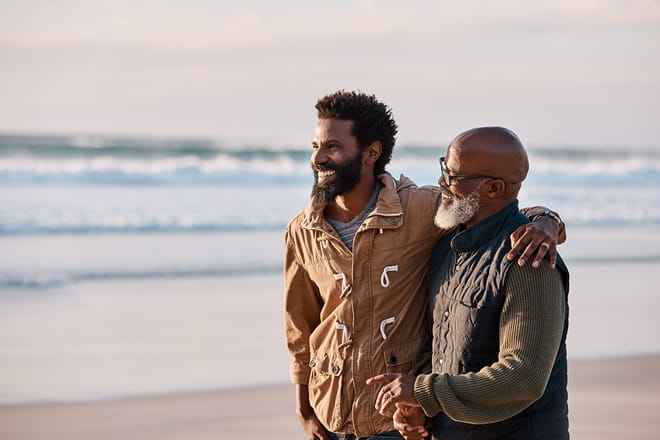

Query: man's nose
left=312, top=147, right=327, bottom=165
left=438, top=175, right=449, bottom=188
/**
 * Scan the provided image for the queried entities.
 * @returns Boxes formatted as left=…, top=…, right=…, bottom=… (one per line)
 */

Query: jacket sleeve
left=413, top=262, right=566, bottom=423
left=283, top=226, right=323, bottom=385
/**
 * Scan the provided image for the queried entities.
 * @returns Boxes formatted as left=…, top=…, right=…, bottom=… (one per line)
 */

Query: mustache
left=441, top=188, right=455, bottom=199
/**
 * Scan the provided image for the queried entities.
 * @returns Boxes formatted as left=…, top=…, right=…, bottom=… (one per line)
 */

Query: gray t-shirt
left=326, top=183, right=382, bottom=252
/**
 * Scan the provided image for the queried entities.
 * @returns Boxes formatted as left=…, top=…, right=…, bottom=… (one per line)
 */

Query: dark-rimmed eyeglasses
left=439, top=156, right=500, bottom=186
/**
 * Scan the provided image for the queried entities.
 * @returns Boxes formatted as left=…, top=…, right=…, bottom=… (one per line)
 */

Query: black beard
left=311, top=154, right=363, bottom=205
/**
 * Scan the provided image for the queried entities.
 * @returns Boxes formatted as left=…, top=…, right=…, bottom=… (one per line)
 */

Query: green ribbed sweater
left=413, top=261, right=566, bottom=424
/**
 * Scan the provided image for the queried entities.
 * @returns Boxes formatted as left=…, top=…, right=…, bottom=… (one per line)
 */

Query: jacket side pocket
left=308, top=352, right=349, bottom=431
left=383, top=336, right=423, bottom=374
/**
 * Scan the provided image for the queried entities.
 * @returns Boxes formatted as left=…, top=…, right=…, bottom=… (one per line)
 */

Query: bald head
left=447, top=127, right=528, bottom=199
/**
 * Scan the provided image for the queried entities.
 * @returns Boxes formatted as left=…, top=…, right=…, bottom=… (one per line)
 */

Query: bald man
left=367, top=127, right=570, bottom=440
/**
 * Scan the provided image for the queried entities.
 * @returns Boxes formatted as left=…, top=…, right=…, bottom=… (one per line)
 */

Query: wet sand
left=1, top=355, right=658, bottom=440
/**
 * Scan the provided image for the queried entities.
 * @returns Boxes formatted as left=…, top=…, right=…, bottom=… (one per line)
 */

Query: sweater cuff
left=414, top=374, right=442, bottom=417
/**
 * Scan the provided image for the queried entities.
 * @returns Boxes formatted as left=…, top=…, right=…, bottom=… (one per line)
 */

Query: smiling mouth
left=317, top=170, right=336, bottom=181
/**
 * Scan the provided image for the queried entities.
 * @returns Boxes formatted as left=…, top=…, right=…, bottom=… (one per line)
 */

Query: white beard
left=434, top=188, right=481, bottom=229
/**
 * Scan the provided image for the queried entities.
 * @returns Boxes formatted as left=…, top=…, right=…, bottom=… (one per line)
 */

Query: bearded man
left=284, top=92, right=565, bottom=440
left=367, top=127, right=570, bottom=440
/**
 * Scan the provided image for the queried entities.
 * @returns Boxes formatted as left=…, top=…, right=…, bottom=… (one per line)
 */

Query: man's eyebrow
left=444, top=161, right=460, bottom=175
left=312, top=138, right=342, bottom=145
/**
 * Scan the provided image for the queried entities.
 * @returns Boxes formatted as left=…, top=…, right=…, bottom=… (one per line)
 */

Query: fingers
left=393, top=404, right=428, bottom=440
left=533, top=241, right=558, bottom=269
left=509, top=224, right=541, bottom=267
left=399, top=426, right=428, bottom=440
left=310, top=428, right=330, bottom=440
left=508, top=223, right=558, bottom=268
left=375, top=386, right=391, bottom=412
left=302, top=416, right=330, bottom=440
left=368, top=373, right=399, bottom=415
left=374, top=387, right=385, bottom=412
left=507, top=226, right=527, bottom=261
left=531, top=241, right=550, bottom=268
left=312, top=422, right=330, bottom=440
left=548, top=245, right=557, bottom=269
left=516, top=236, right=545, bottom=267
left=398, top=422, right=427, bottom=435
left=369, top=374, right=419, bottom=416
left=366, top=373, right=396, bottom=385
left=377, top=389, right=396, bottom=416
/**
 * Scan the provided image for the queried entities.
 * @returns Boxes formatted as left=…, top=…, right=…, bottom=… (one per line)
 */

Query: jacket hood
left=301, top=172, right=414, bottom=229
left=393, top=173, right=417, bottom=191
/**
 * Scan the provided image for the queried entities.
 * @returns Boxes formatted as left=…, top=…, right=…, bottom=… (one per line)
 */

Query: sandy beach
left=1, top=355, right=658, bottom=440
left=1, top=226, right=659, bottom=439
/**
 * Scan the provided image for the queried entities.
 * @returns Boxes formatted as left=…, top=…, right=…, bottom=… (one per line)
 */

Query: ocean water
left=2, top=136, right=660, bottom=228
left=1, top=134, right=659, bottom=287
left=1, top=134, right=659, bottom=404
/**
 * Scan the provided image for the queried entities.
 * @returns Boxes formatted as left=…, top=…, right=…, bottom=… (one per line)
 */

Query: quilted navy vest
left=427, top=200, right=569, bottom=440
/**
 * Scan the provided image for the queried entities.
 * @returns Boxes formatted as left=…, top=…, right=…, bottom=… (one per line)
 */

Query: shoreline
left=2, top=352, right=658, bottom=408
left=1, top=355, right=659, bottom=440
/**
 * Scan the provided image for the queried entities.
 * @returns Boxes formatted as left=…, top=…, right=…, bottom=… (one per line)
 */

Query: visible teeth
left=318, top=170, right=335, bottom=177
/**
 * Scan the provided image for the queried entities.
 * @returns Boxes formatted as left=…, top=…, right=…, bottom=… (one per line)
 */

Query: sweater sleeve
left=413, top=261, right=566, bottom=423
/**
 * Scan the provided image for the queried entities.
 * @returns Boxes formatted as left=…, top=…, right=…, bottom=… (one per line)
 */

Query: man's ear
left=364, top=141, right=382, bottom=165
left=486, top=179, right=506, bottom=198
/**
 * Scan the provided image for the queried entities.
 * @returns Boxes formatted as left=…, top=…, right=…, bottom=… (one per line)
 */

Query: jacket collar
left=300, top=172, right=407, bottom=233
left=450, top=200, right=521, bottom=253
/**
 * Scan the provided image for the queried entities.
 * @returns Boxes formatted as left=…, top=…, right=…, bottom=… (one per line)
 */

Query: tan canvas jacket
left=284, top=173, right=445, bottom=436
left=283, top=172, right=562, bottom=436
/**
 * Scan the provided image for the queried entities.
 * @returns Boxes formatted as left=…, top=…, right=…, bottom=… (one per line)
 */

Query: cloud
left=0, top=0, right=658, bottom=146
left=2, top=0, right=659, bottom=51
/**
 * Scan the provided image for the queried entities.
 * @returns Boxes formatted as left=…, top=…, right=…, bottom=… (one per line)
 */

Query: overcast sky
left=1, top=0, right=659, bottom=148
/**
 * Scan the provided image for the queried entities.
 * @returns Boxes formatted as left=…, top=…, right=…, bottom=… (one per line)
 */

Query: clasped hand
left=366, top=373, right=428, bottom=440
